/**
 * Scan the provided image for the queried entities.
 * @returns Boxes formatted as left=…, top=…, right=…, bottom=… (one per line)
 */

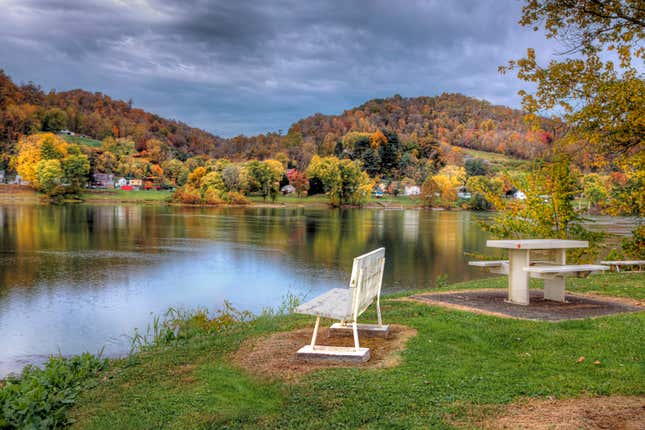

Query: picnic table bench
left=294, top=248, right=389, bottom=362
left=600, top=260, right=645, bottom=272
left=469, top=240, right=609, bottom=305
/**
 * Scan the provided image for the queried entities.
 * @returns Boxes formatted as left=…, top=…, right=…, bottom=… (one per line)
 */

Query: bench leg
left=352, top=320, right=360, bottom=351
left=508, top=249, right=530, bottom=305
left=376, top=296, right=383, bottom=326
left=544, top=278, right=566, bottom=302
left=310, top=316, right=321, bottom=349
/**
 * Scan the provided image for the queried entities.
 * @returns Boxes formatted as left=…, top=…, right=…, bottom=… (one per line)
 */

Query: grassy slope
left=58, top=134, right=103, bottom=147
left=70, top=273, right=644, bottom=429
left=459, top=147, right=532, bottom=171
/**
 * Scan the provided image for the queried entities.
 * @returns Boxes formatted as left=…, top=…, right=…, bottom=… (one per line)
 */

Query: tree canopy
left=502, top=0, right=644, bottom=159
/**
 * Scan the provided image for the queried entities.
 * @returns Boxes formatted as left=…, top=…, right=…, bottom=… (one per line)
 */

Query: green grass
left=58, top=134, right=103, bottom=147
left=248, top=194, right=423, bottom=208
left=459, top=147, right=532, bottom=171
left=66, top=272, right=644, bottom=429
left=83, top=189, right=173, bottom=203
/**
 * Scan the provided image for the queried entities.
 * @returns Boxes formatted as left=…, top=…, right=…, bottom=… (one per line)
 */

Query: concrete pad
left=328, top=323, right=391, bottom=338
left=296, top=345, right=370, bottom=362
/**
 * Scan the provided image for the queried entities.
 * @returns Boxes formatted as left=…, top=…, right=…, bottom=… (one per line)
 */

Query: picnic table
left=471, top=239, right=608, bottom=305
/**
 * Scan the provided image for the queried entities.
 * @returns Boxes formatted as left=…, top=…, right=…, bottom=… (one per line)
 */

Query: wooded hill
left=0, top=70, right=560, bottom=168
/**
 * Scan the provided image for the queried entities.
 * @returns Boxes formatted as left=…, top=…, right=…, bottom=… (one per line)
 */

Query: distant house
left=128, top=179, right=143, bottom=189
left=92, top=173, right=115, bottom=189
left=0, top=170, right=4, bottom=184
left=115, top=177, right=128, bottom=188
left=11, top=174, right=29, bottom=185
left=404, top=185, right=421, bottom=196
left=457, top=187, right=471, bottom=200
left=281, top=184, right=296, bottom=195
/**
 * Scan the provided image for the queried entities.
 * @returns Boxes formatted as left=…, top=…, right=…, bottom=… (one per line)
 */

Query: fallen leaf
left=576, top=356, right=585, bottom=363
left=594, top=360, right=601, bottom=365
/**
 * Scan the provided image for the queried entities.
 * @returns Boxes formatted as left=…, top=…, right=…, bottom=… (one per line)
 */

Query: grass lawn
left=68, top=273, right=644, bottom=429
left=248, top=194, right=423, bottom=208
left=83, top=189, right=173, bottom=203
left=58, top=134, right=103, bottom=147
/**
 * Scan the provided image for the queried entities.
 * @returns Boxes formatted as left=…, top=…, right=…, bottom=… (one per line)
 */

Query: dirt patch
left=410, top=289, right=642, bottom=321
left=232, top=324, right=416, bottom=382
left=458, top=396, right=645, bottom=429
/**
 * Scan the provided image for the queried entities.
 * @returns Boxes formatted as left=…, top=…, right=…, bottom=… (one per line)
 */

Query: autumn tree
left=246, top=159, right=284, bottom=201
left=35, top=159, right=64, bottom=194
left=479, top=156, right=603, bottom=261
left=502, top=0, right=644, bottom=157
left=306, top=155, right=373, bottom=207
left=422, top=165, right=466, bottom=208
left=15, top=133, right=68, bottom=184
left=287, top=169, right=309, bottom=197
left=62, top=153, right=90, bottom=192
left=162, top=159, right=189, bottom=186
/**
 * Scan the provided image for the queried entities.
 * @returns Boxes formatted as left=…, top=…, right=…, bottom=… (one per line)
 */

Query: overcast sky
left=0, top=0, right=557, bottom=137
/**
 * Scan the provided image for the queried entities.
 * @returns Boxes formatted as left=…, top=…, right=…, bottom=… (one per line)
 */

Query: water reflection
left=0, top=204, right=494, bottom=376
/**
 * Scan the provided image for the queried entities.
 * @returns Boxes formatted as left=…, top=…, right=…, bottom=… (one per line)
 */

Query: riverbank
left=81, top=189, right=425, bottom=209
left=0, top=186, right=426, bottom=208
left=4, top=273, right=640, bottom=429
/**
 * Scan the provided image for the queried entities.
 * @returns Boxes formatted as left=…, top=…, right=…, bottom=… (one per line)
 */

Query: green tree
left=464, top=158, right=488, bottom=177
left=41, top=108, right=68, bottom=132
left=62, top=154, right=90, bottom=191
left=582, top=173, right=609, bottom=211
left=306, top=155, right=372, bottom=207
left=479, top=156, right=603, bottom=262
left=247, top=160, right=284, bottom=201
left=379, top=130, right=402, bottom=176
left=161, top=159, right=189, bottom=186
left=35, top=159, right=64, bottom=194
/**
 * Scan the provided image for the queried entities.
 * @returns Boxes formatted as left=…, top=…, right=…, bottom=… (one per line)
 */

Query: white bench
left=468, top=260, right=509, bottom=274
left=294, top=248, right=388, bottom=362
left=600, top=260, right=645, bottom=272
left=523, top=264, right=609, bottom=302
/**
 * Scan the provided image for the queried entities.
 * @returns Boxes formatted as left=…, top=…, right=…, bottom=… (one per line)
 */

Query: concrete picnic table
left=485, top=239, right=589, bottom=305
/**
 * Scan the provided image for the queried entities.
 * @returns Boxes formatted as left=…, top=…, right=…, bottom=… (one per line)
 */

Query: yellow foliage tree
left=15, top=133, right=69, bottom=185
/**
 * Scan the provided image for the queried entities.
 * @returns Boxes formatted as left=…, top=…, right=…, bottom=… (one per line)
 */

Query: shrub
left=203, top=187, right=224, bottom=205
left=174, top=186, right=201, bottom=204
left=0, top=353, right=107, bottom=429
left=225, top=191, right=250, bottom=205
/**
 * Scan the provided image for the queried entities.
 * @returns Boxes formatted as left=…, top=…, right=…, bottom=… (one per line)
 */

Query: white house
left=404, top=185, right=421, bottom=196
left=513, top=190, right=526, bottom=200
left=115, top=177, right=128, bottom=188
left=281, top=184, right=296, bottom=194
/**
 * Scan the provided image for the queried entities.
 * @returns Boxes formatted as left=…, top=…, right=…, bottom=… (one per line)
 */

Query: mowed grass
left=58, top=134, right=103, bottom=147
left=70, top=273, right=644, bottom=429
left=83, top=189, right=173, bottom=203
left=248, top=193, right=423, bottom=208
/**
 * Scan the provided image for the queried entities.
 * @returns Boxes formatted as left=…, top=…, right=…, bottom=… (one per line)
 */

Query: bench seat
left=468, top=260, right=508, bottom=267
left=600, top=260, right=645, bottom=265
left=524, top=264, right=609, bottom=277
left=295, top=288, right=353, bottom=320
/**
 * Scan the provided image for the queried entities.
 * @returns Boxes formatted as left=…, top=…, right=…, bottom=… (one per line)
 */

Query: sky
left=0, top=0, right=558, bottom=137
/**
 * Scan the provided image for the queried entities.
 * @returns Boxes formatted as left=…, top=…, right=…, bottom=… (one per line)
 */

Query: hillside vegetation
left=0, top=71, right=556, bottom=169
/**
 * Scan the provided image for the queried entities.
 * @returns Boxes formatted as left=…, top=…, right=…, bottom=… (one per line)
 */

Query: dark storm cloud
left=0, top=0, right=557, bottom=136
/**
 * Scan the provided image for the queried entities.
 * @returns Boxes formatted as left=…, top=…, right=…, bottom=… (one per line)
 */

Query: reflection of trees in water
left=0, top=205, right=492, bottom=293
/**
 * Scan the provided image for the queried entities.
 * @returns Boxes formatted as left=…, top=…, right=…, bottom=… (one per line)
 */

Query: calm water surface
left=0, top=204, right=630, bottom=376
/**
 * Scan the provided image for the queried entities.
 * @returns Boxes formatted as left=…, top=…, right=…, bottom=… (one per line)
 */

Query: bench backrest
left=349, top=248, right=385, bottom=319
